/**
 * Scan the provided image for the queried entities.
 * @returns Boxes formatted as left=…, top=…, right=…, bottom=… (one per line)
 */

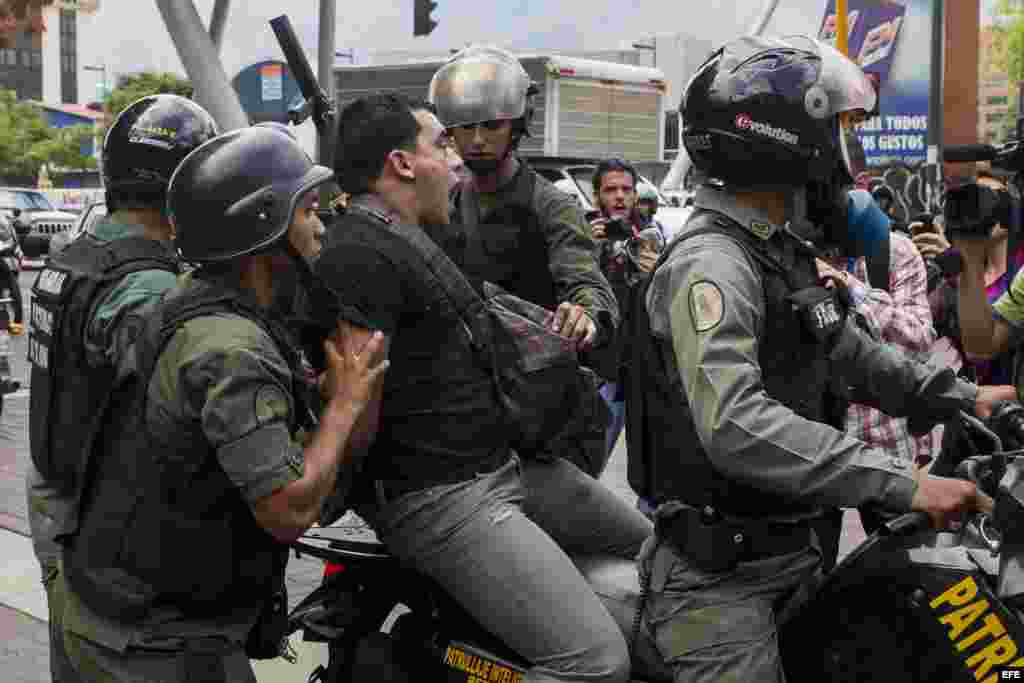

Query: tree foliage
left=985, top=2, right=1024, bottom=141
left=1000, top=1, right=1024, bottom=86
left=0, top=89, right=96, bottom=178
left=103, top=72, right=193, bottom=131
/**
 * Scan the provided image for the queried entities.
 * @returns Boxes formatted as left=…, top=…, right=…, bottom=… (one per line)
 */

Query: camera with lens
left=943, top=94, right=1024, bottom=239
left=604, top=217, right=633, bottom=242
left=943, top=182, right=1013, bottom=239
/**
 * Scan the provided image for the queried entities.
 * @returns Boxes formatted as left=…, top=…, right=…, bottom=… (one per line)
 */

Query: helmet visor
left=838, top=113, right=868, bottom=181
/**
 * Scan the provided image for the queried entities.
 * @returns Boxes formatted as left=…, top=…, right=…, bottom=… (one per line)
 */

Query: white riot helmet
left=428, top=45, right=538, bottom=140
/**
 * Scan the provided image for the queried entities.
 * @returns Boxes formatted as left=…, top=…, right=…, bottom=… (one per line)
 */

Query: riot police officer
left=429, top=44, right=623, bottom=477
left=60, top=125, right=388, bottom=682
left=25, top=94, right=218, bottom=682
left=625, top=35, right=1010, bottom=682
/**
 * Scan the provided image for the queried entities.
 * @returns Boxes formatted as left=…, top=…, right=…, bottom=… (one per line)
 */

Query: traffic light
left=414, top=0, right=438, bottom=37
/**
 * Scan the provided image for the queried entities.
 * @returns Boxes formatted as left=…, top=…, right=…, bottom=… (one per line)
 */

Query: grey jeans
left=364, top=455, right=653, bottom=683
left=638, top=536, right=821, bottom=683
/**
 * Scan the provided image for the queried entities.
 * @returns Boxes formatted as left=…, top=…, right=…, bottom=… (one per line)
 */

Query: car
left=48, top=199, right=107, bottom=258
left=528, top=157, right=692, bottom=240
left=0, top=187, right=78, bottom=264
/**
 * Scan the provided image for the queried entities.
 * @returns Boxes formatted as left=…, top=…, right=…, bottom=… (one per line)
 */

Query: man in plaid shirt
left=820, top=231, right=938, bottom=463
left=818, top=230, right=938, bottom=538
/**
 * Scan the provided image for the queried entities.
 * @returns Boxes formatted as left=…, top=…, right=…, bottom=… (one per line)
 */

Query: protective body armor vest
left=626, top=211, right=849, bottom=517
left=64, top=278, right=313, bottom=620
left=28, top=234, right=179, bottom=503
left=452, top=167, right=557, bottom=308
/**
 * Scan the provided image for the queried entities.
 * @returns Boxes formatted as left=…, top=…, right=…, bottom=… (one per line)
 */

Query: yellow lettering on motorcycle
left=957, top=615, right=1005, bottom=652
left=966, top=635, right=1017, bottom=679
left=444, top=645, right=524, bottom=683
left=930, top=577, right=1024, bottom=681
left=941, top=599, right=990, bottom=641
left=930, top=576, right=979, bottom=609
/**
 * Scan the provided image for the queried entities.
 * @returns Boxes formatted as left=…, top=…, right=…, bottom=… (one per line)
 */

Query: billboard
left=819, top=0, right=933, bottom=168
left=232, top=60, right=302, bottom=125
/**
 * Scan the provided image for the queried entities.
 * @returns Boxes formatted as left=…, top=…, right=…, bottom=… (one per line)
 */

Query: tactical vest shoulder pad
left=134, top=281, right=314, bottom=433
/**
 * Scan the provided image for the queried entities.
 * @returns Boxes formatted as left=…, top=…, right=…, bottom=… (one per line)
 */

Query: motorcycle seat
left=294, top=521, right=394, bottom=565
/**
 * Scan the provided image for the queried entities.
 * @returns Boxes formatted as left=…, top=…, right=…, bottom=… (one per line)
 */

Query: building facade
left=0, top=0, right=96, bottom=105
left=978, top=0, right=1022, bottom=144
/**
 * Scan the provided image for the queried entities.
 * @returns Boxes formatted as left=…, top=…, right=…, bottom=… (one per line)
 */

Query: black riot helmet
left=168, top=125, right=333, bottom=263
left=681, top=35, right=876, bottom=190
left=102, top=94, right=219, bottom=212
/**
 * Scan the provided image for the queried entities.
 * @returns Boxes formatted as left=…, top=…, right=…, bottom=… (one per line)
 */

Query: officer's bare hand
left=814, top=258, right=846, bottom=287
left=973, top=384, right=1018, bottom=420
left=550, top=302, right=597, bottom=351
left=7, top=321, right=23, bottom=336
left=911, top=473, right=994, bottom=530
left=912, top=231, right=951, bottom=260
left=322, top=320, right=389, bottom=410
left=635, top=242, right=659, bottom=273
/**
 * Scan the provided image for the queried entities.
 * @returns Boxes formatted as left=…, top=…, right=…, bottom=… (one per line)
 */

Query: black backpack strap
left=353, top=210, right=487, bottom=332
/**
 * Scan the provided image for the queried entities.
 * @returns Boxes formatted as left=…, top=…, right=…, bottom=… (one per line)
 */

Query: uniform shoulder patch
left=748, top=220, right=776, bottom=240
left=254, top=384, right=290, bottom=426
left=689, top=281, right=725, bottom=333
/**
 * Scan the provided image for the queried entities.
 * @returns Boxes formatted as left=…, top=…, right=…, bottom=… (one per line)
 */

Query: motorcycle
left=286, top=405, right=1024, bottom=683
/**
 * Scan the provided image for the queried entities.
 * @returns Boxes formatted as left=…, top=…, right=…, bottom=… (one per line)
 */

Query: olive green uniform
left=451, top=162, right=619, bottom=345
left=61, top=285, right=306, bottom=683
left=638, top=187, right=979, bottom=682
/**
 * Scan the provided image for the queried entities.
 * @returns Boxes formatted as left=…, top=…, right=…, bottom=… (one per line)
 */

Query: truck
left=333, top=53, right=669, bottom=163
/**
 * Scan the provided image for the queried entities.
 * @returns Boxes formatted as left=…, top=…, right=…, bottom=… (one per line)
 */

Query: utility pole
left=927, top=0, right=944, bottom=184
left=318, top=0, right=337, bottom=204
left=155, top=0, right=248, bottom=131
left=209, top=0, right=230, bottom=51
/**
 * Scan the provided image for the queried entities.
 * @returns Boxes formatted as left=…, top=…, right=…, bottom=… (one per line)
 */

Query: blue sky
left=80, top=0, right=834, bottom=92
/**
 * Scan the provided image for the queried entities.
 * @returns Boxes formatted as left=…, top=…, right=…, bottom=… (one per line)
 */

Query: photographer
left=947, top=171, right=1024, bottom=387
left=589, top=158, right=664, bottom=460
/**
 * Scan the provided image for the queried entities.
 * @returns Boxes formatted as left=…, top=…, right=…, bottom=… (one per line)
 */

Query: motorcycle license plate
left=442, top=641, right=527, bottom=683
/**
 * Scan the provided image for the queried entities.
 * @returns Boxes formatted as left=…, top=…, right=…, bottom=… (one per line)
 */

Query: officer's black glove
left=787, top=285, right=848, bottom=350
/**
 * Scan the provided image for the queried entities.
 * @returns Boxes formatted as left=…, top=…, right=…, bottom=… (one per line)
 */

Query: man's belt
left=656, top=504, right=814, bottom=573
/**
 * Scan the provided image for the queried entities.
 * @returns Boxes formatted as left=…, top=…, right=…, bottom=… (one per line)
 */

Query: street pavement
left=0, top=270, right=869, bottom=682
